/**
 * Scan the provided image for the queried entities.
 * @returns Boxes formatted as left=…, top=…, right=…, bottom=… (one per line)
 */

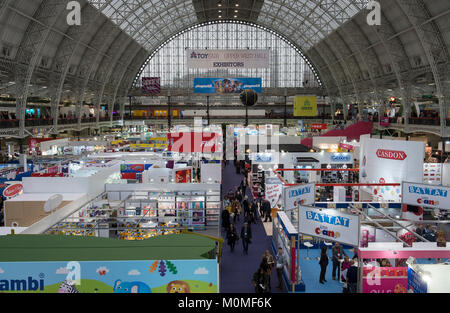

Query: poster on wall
left=175, top=168, right=192, bottom=183
left=141, top=77, right=160, bottom=94
left=360, top=138, right=424, bottom=202
left=407, top=267, right=428, bottom=293
left=187, top=49, right=269, bottom=69
left=283, top=184, right=315, bottom=211
left=362, top=267, right=408, bottom=293
left=0, top=260, right=218, bottom=293
left=293, top=96, right=317, bottom=117
left=298, top=206, right=360, bottom=246
left=402, top=182, right=449, bottom=210
left=193, top=78, right=262, bottom=94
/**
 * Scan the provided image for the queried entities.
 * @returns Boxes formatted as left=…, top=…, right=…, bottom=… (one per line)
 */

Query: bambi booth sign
left=298, top=206, right=360, bottom=247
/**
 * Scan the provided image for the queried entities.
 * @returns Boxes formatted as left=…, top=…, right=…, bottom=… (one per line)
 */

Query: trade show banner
left=402, top=182, right=450, bottom=210
left=120, top=164, right=151, bottom=173
left=407, top=267, right=428, bottom=293
left=360, top=138, right=424, bottom=202
left=175, top=168, right=192, bottom=183
left=284, top=184, right=315, bottom=211
left=265, top=184, right=283, bottom=208
left=187, top=49, right=269, bottom=69
left=293, top=96, right=317, bottom=117
left=168, top=132, right=219, bottom=153
left=362, top=267, right=408, bottom=293
left=193, top=78, right=262, bottom=94
left=311, top=123, right=327, bottom=130
left=298, top=206, right=360, bottom=246
left=0, top=260, right=218, bottom=293
left=141, top=77, right=160, bottom=94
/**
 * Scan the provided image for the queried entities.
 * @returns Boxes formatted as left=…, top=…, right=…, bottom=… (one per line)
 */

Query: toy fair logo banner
left=283, top=184, right=315, bottom=211
left=0, top=260, right=218, bottom=293
left=376, top=149, right=407, bottom=160
left=187, top=49, right=270, bottom=69
left=362, top=266, right=408, bottom=293
left=298, top=206, right=360, bottom=247
left=402, top=182, right=450, bottom=210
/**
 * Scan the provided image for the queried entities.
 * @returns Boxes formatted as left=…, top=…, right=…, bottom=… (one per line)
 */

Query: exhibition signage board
left=0, top=260, right=218, bottom=293
left=407, top=267, right=428, bottom=293
left=193, top=78, right=262, bottom=94
left=401, top=182, right=450, bottom=210
left=298, top=206, right=360, bottom=246
left=168, top=132, right=219, bottom=153
left=3, top=183, right=23, bottom=198
left=265, top=184, right=283, bottom=208
left=311, top=123, right=327, bottom=130
left=293, top=96, right=317, bottom=117
left=187, top=49, right=269, bottom=69
left=283, top=184, right=315, bottom=211
left=338, top=143, right=354, bottom=151
left=141, top=77, right=160, bottom=94
left=120, top=164, right=152, bottom=174
left=362, top=267, right=408, bottom=293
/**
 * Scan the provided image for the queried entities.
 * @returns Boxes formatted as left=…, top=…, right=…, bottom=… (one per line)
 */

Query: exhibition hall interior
left=0, top=0, right=449, bottom=295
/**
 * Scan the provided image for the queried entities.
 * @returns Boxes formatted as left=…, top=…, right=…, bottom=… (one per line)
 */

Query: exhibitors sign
left=187, top=49, right=269, bottom=69
left=193, top=78, right=262, bottom=94
left=362, top=267, right=408, bottom=293
left=284, top=184, right=315, bottom=211
left=293, top=96, right=317, bottom=117
left=402, top=182, right=450, bottom=210
left=298, top=206, right=360, bottom=246
left=0, top=260, right=218, bottom=293
left=407, top=267, right=428, bottom=293
left=265, top=184, right=283, bottom=208
left=141, top=77, right=160, bottom=94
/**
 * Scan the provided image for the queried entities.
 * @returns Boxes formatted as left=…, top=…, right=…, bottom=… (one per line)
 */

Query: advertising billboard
left=298, top=206, right=360, bottom=246
left=141, top=77, right=160, bottom=94
left=283, top=184, right=315, bottom=211
left=187, top=49, right=269, bottom=69
left=293, top=96, right=317, bottom=117
left=402, top=182, right=450, bottom=210
left=362, top=267, right=408, bottom=293
left=0, top=260, right=218, bottom=293
left=193, top=78, right=262, bottom=94
left=175, top=168, right=192, bottom=183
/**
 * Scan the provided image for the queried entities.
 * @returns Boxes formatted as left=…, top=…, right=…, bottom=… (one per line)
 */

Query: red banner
left=311, top=123, right=327, bottom=130
left=339, top=143, right=354, bottom=151
left=168, top=132, right=219, bottom=153
left=376, top=149, right=407, bottom=160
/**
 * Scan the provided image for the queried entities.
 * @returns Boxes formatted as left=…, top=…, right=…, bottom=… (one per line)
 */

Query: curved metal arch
left=130, top=20, right=325, bottom=90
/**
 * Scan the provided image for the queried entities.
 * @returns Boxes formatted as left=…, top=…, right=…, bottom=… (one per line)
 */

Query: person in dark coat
left=262, top=199, right=272, bottom=222
left=226, top=223, right=239, bottom=252
left=240, top=177, right=248, bottom=195
left=250, top=199, right=258, bottom=224
left=242, top=195, right=250, bottom=217
left=319, top=246, right=329, bottom=284
left=221, top=207, right=230, bottom=232
left=240, top=222, right=252, bottom=254
left=252, top=267, right=269, bottom=293
left=346, top=260, right=358, bottom=293
left=332, top=242, right=347, bottom=280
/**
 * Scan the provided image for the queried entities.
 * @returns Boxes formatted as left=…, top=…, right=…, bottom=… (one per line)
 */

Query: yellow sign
left=130, top=143, right=168, bottom=149
left=294, top=96, right=317, bottom=117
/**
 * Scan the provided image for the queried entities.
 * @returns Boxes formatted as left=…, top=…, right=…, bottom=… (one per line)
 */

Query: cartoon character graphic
left=166, top=280, right=191, bottom=293
left=113, top=280, right=152, bottom=293
left=394, top=284, right=407, bottom=293
left=58, top=280, right=79, bottom=293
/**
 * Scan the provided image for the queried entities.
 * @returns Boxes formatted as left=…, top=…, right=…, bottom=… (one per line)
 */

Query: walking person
left=231, top=199, right=241, bottom=223
left=236, top=190, right=243, bottom=204
left=221, top=205, right=231, bottom=233
left=226, top=223, right=239, bottom=252
left=242, top=195, right=250, bottom=217
left=240, top=222, right=252, bottom=255
left=275, top=247, right=287, bottom=290
left=250, top=199, right=258, bottom=224
left=346, top=260, right=358, bottom=293
left=240, top=177, right=248, bottom=195
left=252, top=267, right=269, bottom=293
left=263, top=199, right=272, bottom=223
left=319, top=246, right=329, bottom=284
left=332, top=242, right=347, bottom=280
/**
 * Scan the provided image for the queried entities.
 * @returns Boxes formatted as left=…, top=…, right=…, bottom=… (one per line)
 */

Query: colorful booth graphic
left=0, top=259, right=218, bottom=293
left=193, top=77, right=262, bottom=94
left=120, top=164, right=152, bottom=180
left=175, top=168, right=192, bottom=183
left=168, top=132, right=220, bottom=153
left=362, top=267, right=408, bottom=293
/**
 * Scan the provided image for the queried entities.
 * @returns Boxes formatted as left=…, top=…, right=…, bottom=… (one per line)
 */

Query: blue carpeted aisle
left=220, top=162, right=284, bottom=293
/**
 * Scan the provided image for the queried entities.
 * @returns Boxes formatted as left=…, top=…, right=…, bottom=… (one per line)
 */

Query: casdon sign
left=402, top=182, right=450, bottom=210
left=298, top=206, right=360, bottom=246
left=331, top=154, right=352, bottom=163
